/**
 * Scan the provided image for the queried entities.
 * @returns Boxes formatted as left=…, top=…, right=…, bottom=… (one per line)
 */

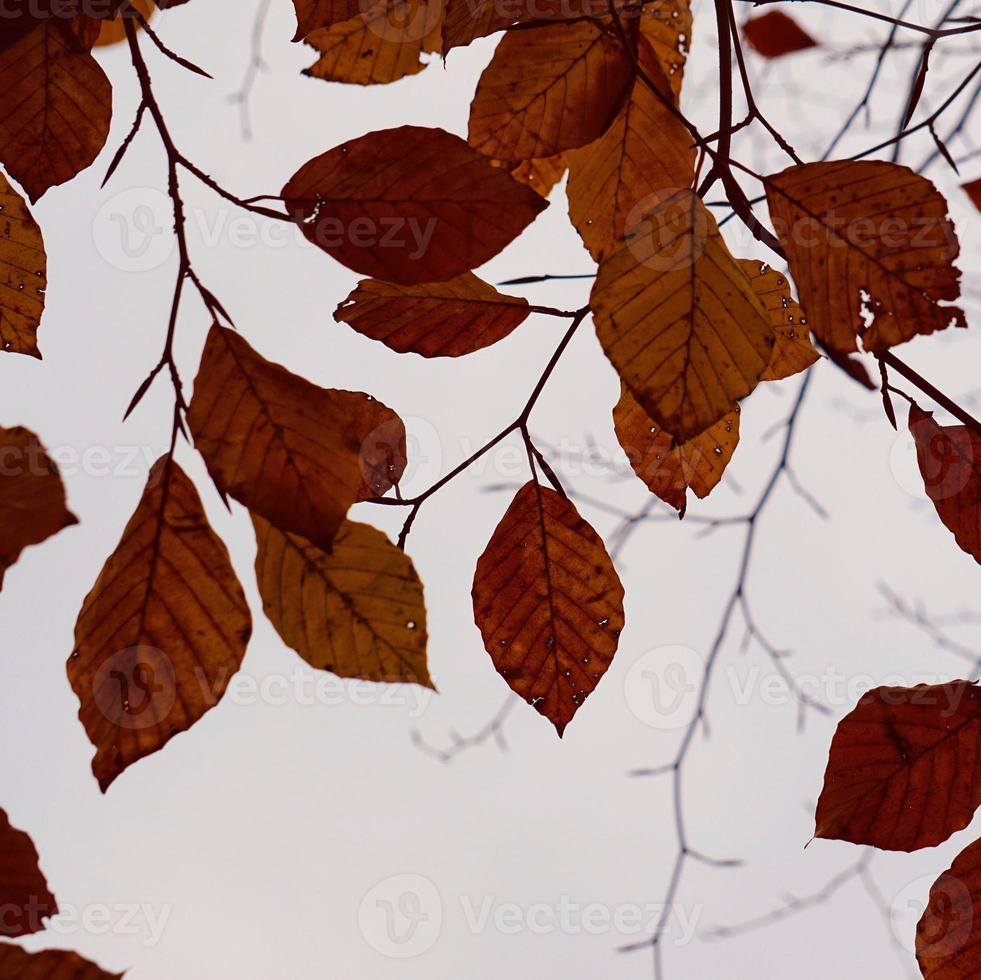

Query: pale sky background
left=1, top=1, right=980, bottom=978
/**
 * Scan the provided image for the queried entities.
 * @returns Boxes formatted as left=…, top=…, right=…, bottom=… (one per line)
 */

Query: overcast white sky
left=1, top=1, right=979, bottom=977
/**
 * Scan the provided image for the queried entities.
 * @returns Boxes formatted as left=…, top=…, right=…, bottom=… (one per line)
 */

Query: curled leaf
left=254, top=517, right=433, bottom=687
left=69, top=458, right=252, bottom=791
left=472, top=481, right=625, bottom=735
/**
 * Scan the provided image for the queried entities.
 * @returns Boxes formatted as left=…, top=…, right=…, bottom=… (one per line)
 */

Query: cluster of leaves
left=0, top=0, right=979, bottom=975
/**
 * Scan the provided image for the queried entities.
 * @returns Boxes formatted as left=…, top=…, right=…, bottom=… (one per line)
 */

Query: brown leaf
left=909, top=404, right=981, bottom=565
left=254, top=517, right=433, bottom=687
left=590, top=189, right=773, bottom=442
left=614, top=384, right=738, bottom=515
left=917, top=836, right=981, bottom=977
left=187, top=324, right=406, bottom=550
left=637, top=0, right=691, bottom=102
left=0, top=173, right=46, bottom=358
left=294, top=0, right=363, bottom=38
left=69, top=458, right=251, bottom=792
left=0, top=943, right=121, bottom=979
left=964, top=177, right=981, bottom=211
left=303, top=0, right=443, bottom=86
left=94, top=0, right=156, bottom=46
left=815, top=681, right=981, bottom=851
left=504, top=154, right=569, bottom=196
left=0, top=808, right=58, bottom=937
left=0, top=426, right=76, bottom=592
left=743, top=10, right=817, bottom=59
left=282, top=125, right=547, bottom=284
left=740, top=260, right=819, bottom=382
left=471, top=481, right=624, bottom=735
left=765, top=161, right=966, bottom=354
left=467, top=22, right=635, bottom=163
left=441, top=0, right=601, bottom=54
left=567, top=37, right=695, bottom=263
left=334, top=272, right=530, bottom=357
left=0, top=19, right=112, bottom=202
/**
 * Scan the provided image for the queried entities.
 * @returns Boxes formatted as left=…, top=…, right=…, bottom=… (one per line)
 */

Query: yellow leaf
left=567, top=37, right=695, bottom=263
left=739, top=259, right=820, bottom=382
left=765, top=160, right=966, bottom=353
left=590, top=189, right=773, bottom=442
left=303, top=0, right=443, bottom=86
left=187, top=324, right=407, bottom=551
left=614, top=384, right=738, bottom=515
left=467, top=22, right=635, bottom=163
left=254, top=517, right=433, bottom=687
left=69, top=458, right=251, bottom=792
left=472, top=481, right=625, bottom=735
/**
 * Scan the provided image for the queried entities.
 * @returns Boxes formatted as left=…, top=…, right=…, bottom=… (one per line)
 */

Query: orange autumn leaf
left=614, top=384, right=739, bottom=516
left=69, top=458, right=252, bottom=792
left=815, top=681, right=981, bottom=851
left=909, top=404, right=981, bottom=565
left=0, top=19, right=112, bottom=202
left=590, top=190, right=773, bottom=442
left=283, top=125, right=547, bottom=284
left=743, top=10, right=817, bottom=59
left=638, top=0, right=692, bottom=102
left=0, top=173, right=46, bottom=358
left=740, top=260, right=819, bottom=382
left=254, top=517, right=433, bottom=688
left=293, top=0, right=363, bottom=38
left=441, top=0, right=603, bottom=54
left=567, top=37, right=696, bottom=263
left=917, top=836, right=981, bottom=978
left=0, top=808, right=58, bottom=937
left=765, top=160, right=966, bottom=354
left=505, top=154, right=569, bottom=196
left=0, top=426, right=76, bottom=592
left=0, top=943, right=121, bottom=979
left=472, top=481, right=625, bottom=735
left=187, top=324, right=406, bottom=550
left=303, top=0, right=443, bottom=86
left=334, top=272, right=531, bottom=357
left=94, top=0, right=156, bottom=46
left=467, top=22, right=635, bottom=163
